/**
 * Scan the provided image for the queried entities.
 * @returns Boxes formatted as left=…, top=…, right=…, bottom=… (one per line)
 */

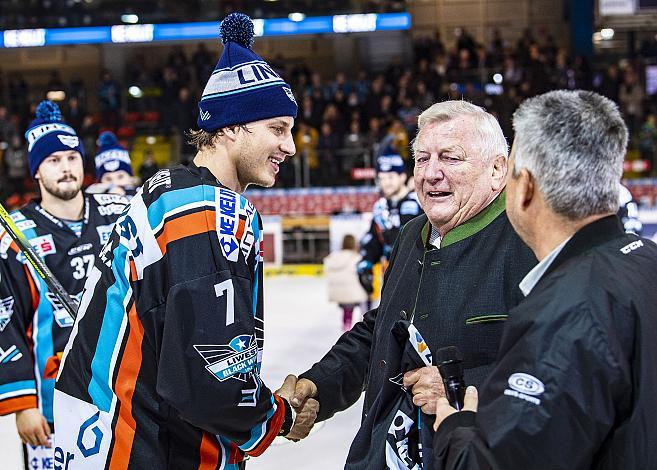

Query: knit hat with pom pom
left=95, top=131, right=133, bottom=180
left=376, top=146, right=406, bottom=174
left=25, top=100, right=84, bottom=178
left=197, top=12, right=297, bottom=132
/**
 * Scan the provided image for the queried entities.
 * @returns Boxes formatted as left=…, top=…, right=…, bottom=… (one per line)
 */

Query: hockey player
left=0, top=100, right=127, bottom=469
left=54, top=13, right=317, bottom=469
left=87, top=131, right=138, bottom=197
left=618, top=183, right=642, bottom=235
left=357, top=147, right=423, bottom=293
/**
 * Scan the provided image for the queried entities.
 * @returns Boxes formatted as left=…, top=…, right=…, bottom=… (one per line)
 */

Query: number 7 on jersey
left=214, top=279, right=235, bottom=326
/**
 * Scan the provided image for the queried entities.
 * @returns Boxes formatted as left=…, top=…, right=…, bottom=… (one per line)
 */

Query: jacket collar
left=421, top=191, right=506, bottom=249
left=541, top=215, right=625, bottom=281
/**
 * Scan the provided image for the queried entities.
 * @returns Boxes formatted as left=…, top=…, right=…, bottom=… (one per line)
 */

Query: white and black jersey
left=618, top=184, right=642, bottom=235
left=360, top=191, right=423, bottom=266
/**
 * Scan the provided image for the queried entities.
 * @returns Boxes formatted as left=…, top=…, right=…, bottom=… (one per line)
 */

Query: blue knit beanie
left=197, top=13, right=298, bottom=132
left=376, top=146, right=406, bottom=174
left=26, top=100, right=85, bottom=178
left=95, top=131, right=133, bottom=180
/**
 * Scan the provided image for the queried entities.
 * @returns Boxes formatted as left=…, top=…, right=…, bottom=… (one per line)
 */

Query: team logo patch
left=29, top=234, right=57, bottom=257
left=0, top=296, right=15, bottom=331
left=15, top=219, right=36, bottom=231
left=407, top=324, right=432, bottom=366
left=195, top=335, right=258, bottom=382
left=283, top=86, right=297, bottom=104
left=68, top=243, right=93, bottom=256
left=216, top=188, right=259, bottom=263
left=93, top=194, right=124, bottom=205
left=620, top=240, right=643, bottom=254
left=97, top=204, right=125, bottom=217
left=504, top=372, right=545, bottom=405
left=103, top=160, right=121, bottom=172
left=96, top=224, right=114, bottom=244
left=508, top=372, right=544, bottom=396
left=237, top=198, right=257, bottom=262
left=10, top=212, right=25, bottom=222
left=148, top=169, right=171, bottom=193
left=0, top=344, right=22, bottom=364
left=217, top=188, right=239, bottom=262
left=0, top=232, right=11, bottom=258
left=400, top=200, right=420, bottom=216
left=47, top=292, right=81, bottom=328
left=200, top=109, right=211, bottom=121
left=57, top=135, right=80, bottom=148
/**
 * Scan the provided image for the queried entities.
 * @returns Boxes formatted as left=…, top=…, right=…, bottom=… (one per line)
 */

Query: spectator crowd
left=2, top=28, right=657, bottom=206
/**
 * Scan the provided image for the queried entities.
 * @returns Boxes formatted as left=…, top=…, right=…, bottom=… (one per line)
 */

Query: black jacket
left=434, top=216, right=657, bottom=470
left=300, top=193, right=536, bottom=469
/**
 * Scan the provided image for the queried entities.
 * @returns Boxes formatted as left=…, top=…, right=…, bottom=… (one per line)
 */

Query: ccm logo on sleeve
left=620, top=240, right=643, bottom=254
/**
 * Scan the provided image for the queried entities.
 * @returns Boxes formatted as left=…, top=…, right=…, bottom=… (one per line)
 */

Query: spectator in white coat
left=324, top=234, right=369, bottom=330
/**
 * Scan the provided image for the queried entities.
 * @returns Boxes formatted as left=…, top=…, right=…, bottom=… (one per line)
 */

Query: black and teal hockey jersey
left=54, top=163, right=289, bottom=469
left=0, top=193, right=127, bottom=424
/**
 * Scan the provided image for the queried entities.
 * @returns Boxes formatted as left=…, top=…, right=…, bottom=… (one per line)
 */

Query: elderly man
left=287, top=101, right=536, bottom=468
left=433, top=91, right=657, bottom=469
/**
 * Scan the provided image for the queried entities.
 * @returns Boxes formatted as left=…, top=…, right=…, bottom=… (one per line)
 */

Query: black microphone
left=435, top=346, right=466, bottom=410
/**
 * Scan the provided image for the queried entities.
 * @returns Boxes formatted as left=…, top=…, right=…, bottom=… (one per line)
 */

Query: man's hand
left=275, top=375, right=320, bottom=441
left=291, top=377, right=318, bottom=407
left=275, top=374, right=299, bottom=403
left=16, top=408, right=51, bottom=447
left=433, top=386, right=478, bottom=431
left=403, top=366, right=445, bottom=415
left=286, top=397, right=319, bottom=441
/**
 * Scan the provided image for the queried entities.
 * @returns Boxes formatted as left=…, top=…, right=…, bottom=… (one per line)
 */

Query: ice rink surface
left=0, top=275, right=363, bottom=470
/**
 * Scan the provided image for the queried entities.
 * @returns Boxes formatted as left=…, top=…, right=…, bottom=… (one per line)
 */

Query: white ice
left=0, top=275, right=363, bottom=469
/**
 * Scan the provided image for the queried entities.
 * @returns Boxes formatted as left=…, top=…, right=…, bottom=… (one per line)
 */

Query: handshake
left=272, top=366, right=479, bottom=442
left=275, top=375, right=321, bottom=441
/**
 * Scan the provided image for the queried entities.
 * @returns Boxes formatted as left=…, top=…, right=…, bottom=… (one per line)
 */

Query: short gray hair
left=512, top=90, right=628, bottom=219
left=412, top=100, right=508, bottom=162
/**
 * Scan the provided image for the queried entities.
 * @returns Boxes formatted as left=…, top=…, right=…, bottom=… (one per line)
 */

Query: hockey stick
left=0, top=202, right=78, bottom=320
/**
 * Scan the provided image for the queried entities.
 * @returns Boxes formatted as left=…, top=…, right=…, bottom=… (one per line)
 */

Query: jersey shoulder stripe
left=87, top=241, right=132, bottom=412
left=107, top=301, right=144, bottom=466
left=146, top=185, right=215, bottom=234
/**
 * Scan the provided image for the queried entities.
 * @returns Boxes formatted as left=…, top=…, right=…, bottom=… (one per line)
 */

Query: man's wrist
left=278, top=398, right=294, bottom=436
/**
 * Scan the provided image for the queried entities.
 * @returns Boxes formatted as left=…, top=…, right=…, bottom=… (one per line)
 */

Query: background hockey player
left=357, top=147, right=422, bottom=294
left=0, top=100, right=127, bottom=469
left=54, top=13, right=317, bottom=469
left=618, top=182, right=642, bottom=235
left=87, top=130, right=138, bottom=197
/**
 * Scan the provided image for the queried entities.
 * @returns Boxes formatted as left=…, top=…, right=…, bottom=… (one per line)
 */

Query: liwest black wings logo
left=194, top=335, right=258, bottom=383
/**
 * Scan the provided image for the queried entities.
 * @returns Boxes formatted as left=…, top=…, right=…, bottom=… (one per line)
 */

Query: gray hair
left=512, top=90, right=628, bottom=219
left=412, top=100, right=509, bottom=162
